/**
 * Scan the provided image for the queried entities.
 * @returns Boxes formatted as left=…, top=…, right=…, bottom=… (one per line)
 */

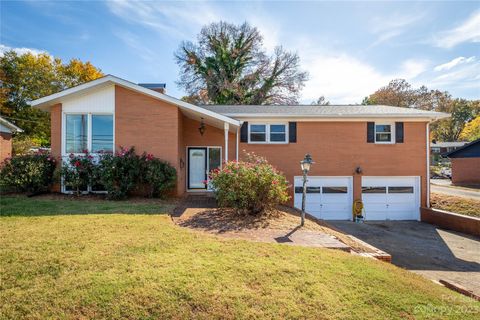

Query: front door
left=188, top=148, right=207, bottom=189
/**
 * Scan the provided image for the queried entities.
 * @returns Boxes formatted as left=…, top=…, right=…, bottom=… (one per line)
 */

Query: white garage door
left=362, top=176, right=420, bottom=220
left=294, top=176, right=353, bottom=220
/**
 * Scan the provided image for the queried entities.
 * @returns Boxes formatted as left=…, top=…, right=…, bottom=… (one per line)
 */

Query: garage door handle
left=386, top=204, right=389, bottom=208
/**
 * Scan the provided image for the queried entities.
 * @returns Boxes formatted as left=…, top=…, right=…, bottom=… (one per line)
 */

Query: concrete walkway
left=329, top=221, right=480, bottom=296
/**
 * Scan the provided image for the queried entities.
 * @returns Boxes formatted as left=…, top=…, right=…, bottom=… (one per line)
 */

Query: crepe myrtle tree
left=175, top=21, right=308, bottom=105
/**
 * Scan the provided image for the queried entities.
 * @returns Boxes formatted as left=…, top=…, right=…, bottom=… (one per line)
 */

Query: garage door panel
left=294, top=176, right=352, bottom=220
left=362, top=176, right=420, bottom=221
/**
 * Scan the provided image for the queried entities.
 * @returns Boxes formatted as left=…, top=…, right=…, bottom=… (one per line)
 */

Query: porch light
left=198, top=118, right=206, bottom=136
left=300, top=154, right=314, bottom=227
left=300, top=154, right=313, bottom=173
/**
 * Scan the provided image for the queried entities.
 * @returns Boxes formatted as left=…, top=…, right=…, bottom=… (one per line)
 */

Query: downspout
left=426, top=122, right=430, bottom=208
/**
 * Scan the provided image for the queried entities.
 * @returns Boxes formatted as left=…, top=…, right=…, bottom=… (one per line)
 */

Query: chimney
left=138, top=83, right=166, bottom=94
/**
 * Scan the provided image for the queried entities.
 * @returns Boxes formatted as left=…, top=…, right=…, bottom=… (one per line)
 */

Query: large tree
left=459, top=116, right=480, bottom=141
left=175, top=21, right=308, bottom=105
left=0, top=50, right=103, bottom=145
left=364, top=79, right=479, bottom=141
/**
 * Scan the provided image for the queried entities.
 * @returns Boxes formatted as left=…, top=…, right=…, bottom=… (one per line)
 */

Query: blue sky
left=1, top=0, right=479, bottom=103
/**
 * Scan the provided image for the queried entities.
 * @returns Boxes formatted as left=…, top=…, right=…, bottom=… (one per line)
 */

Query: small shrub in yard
left=0, top=152, right=56, bottom=195
left=95, top=147, right=142, bottom=200
left=209, top=152, right=290, bottom=215
left=141, top=153, right=177, bottom=198
left=58, top=152, right=96, bottom=196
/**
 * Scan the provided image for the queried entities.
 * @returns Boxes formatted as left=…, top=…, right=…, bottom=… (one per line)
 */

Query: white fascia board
left=29, top=75, right=240, bottom=127
left=0, top=117, right=23, bottom=133
left=224, top=112, right=450, bottom=122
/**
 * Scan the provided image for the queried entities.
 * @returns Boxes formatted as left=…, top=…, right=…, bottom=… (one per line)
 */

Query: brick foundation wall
left=451, top=157, right=480, bottom=185
left=420, top=207, right=480, bottom=237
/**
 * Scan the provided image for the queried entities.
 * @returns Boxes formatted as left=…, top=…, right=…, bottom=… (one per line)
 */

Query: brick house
left=30, top=75, right=449, bottom=221
left=444, top=138, right=480, bottom=186
left=0, top=116, right=23, bottom=163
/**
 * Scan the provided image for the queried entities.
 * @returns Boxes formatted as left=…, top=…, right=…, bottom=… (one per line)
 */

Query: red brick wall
left=115, top=86, right=182, bottom=194
left=240, top=121, right=428, bottom=206
left=180, top=115, right=236, bottom=192
left=50, top=103, right=62, bottom=192
left=0, top=132, right=13, bottom=164
left=421, top=207, right=480, bottom=237
left=451, top=157, right=480, bottom=185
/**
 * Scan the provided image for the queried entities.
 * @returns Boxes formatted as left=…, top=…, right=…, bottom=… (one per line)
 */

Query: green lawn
left=1, top=196, right=479, bottom=319
left=0, top=194, right=176, bottom=216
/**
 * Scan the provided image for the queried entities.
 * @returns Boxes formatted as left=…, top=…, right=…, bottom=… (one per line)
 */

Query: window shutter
left=395, top=122, right=404, bottom=143
left=240, top=122, right=248, bottom=142
left=367, top=122, right=375, bottom=143
left=289, top=122, right=297, bottom=143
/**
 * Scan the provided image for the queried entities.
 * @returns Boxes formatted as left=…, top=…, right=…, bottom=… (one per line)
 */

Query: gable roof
left=444, top=138, right=480, bottom=158
left=29, top=75, right=240, bottom=127
left=199, top=104, right=449, bottom=120
left=0, top=116, right=23, bottom=133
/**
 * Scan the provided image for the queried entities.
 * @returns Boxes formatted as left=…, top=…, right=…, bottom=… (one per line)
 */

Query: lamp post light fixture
left=300, top=154, right=314, bottom=227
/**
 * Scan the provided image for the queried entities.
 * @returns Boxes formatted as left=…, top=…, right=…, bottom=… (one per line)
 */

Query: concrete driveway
left=328, top=221, right=480, bottom=296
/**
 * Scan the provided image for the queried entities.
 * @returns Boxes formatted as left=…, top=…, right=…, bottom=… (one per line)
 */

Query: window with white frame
left=65, top=114, right=114, bottom=154
left=249, top=123, right=287, bottom=143
left=375, top=123, right=393, bottom=143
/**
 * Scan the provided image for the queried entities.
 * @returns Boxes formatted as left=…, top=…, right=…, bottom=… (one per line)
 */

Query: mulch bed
left=174, top=206, right=377, bottom=253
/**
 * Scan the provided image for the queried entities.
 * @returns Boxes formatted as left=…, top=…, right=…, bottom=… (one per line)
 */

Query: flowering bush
left=58, top=151, right=96, bottom=196
left=141, top=153, right=177, bottom=198
left=0, top=151, right=56, bottom=195
left=209, top=152, right=290, bottom=215
left=95, top=147, right=142, bottom=200
left=94, top=147, right=176, bottom=200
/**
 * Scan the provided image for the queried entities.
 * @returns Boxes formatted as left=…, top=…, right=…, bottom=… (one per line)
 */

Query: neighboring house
left=30, top=75, right=449, bottom=221
left=0, top=116, right=23, bottom=163
left=430, top=141, right=468, bottom=165
left=431, top=141, right=468, bottom=154
left=444, top=138, right=480, bottom=186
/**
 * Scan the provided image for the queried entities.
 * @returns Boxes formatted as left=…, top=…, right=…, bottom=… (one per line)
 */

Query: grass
left=0, top=194, right=176, bottom=216
left=1, top=196, right=479, bottom=319
left=431, top=193, right=480, bottom=218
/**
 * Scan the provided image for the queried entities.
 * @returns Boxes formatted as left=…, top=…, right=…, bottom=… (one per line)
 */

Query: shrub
left=141, top=153, right=177, bottom=198
left=58, top=152, right=96, bottom=196
left=0, top=152, right=56, bottom=195
left=95, top=147, right=142, bottom=200
left=209, top=153, right=290, bottom=215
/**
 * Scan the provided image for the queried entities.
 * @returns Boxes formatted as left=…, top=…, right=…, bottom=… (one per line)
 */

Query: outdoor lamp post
left=300, top=154, right=313, bottom=226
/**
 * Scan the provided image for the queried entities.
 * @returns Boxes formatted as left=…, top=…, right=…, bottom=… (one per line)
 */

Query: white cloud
left=113, top=31, right=156, bottom=62
left=300, top=50, right=428, bottom=104
left=107, top=0, right=221, bottom=39
left=429, top=59, right=480, bottom=89
left=368, top=12, right=425, bottom=47
left=434, top=56, right=476, bottom=71
left=433, top=10, right=480, bottom=48
left=0, top=44, right=48, bottom=57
